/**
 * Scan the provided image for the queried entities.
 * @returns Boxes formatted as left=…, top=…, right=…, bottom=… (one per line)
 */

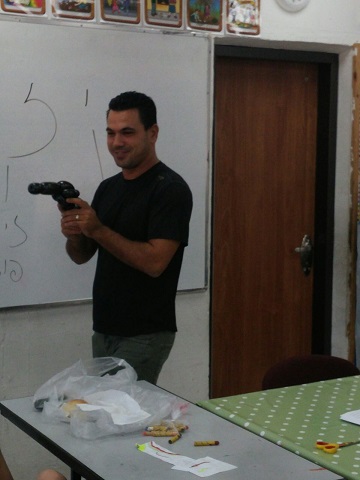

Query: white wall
left=332, top=49, right=355, bottom=356
left=1, top=1, right=360, bottom=478
left=261, top=0, right=360, bottom=47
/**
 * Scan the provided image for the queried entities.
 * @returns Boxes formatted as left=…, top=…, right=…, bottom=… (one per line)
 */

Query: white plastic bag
left=33, top=357, right=137, bottom=410
left=33, top=357, right=189, bottom=439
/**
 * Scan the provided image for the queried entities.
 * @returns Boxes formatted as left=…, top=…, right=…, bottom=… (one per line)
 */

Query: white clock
left=275, top=0, right=310, bottom=12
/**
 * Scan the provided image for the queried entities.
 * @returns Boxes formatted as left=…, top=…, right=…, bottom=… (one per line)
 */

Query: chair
left=262, top=354, right=360, bottom=390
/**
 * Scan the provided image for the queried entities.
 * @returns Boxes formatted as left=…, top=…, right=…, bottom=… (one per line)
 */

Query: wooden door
left=211, top=57, right=318, bottom=396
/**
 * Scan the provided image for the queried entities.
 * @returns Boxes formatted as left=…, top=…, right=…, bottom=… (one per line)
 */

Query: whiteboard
left=0, top=20, right=209, bottom=308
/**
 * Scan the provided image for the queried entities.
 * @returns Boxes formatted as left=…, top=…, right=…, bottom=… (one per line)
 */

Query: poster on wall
left=101, top=0, right=140, bottom=23
left=186, top=0, right=222, bottom=32
left=226, top=0, right=260, bottom=35
left=0, top=0, right=45, bottom=14
left=144, top=0, right=182, bottom=28
left=51, top=0, right=94, bottom=19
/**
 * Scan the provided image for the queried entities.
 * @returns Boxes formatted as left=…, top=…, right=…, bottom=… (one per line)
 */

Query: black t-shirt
left=91, top=162, right=193, bottom=336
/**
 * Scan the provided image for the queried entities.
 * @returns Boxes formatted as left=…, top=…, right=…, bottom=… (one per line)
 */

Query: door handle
left=294, top=234, right=313, bottom=276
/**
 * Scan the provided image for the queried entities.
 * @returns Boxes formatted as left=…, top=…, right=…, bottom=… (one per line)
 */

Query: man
left=60, top=91, right=192, bottom=384
left=0, top=449, right=66, bottom=480
left=0, top=451, right=13, bottom=480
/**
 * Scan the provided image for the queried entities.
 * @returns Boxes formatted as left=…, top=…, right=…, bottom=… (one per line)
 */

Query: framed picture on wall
left=144, top=0, right=182, bottom=28
left=101, top=0, right=140, bottom=23
left=0, top=0, right=45, bottom=14
left=51, top=0, right=94, bottom=19
left=186, top=0, right=223, bottom=32
left=226, top=0, right=260, bottom=35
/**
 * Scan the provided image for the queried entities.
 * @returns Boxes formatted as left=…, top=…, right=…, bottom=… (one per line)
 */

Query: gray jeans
left=92, top=331, right=176, bottom=385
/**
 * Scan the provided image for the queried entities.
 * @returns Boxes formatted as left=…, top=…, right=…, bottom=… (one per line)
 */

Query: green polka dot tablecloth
left=198, top=376, right=360, bottom=480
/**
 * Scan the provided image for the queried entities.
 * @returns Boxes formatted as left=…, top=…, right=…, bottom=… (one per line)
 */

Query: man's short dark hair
left=107, top=91, right=157, bottom=130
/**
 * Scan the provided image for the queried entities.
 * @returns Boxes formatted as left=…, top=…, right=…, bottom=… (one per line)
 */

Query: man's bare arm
left=61, top=198, right=179, bottom=276
left=66, top=234, right=98, bottom=265
left=90, top=226, right=180, bottom=277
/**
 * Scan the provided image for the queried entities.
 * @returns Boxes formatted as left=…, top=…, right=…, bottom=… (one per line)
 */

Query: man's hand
left=59, top=197, right=98, bottom=264
left=60, top=197, right=103, bottom=239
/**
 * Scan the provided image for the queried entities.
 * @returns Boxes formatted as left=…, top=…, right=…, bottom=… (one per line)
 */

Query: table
left=0, top=383, right=341, bottom=480
left=198, top=376, right=360, bottom=480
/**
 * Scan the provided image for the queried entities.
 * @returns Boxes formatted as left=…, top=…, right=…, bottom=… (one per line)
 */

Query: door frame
left=211, top=45, right=339, bottom=356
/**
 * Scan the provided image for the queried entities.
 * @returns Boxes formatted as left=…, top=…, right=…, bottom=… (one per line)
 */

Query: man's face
left=106, top=108, right=158, bottom=173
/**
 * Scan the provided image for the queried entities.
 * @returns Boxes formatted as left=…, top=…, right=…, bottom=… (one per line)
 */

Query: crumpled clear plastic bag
left=33, top=357, right=189, bottom=440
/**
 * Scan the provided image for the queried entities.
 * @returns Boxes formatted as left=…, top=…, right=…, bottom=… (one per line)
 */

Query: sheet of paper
left=340, top=409, right=360, bottom=425
left=136, top=441, right=195, bottom=467
left=136, top=441, right=237, bottom=477
left=81, top=389, right=150, bottom=425
left=172, top=456, right=238, bottom=477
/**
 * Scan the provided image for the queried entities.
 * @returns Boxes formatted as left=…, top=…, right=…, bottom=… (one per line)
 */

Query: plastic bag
left=33, top=357, right=189, bottom=440
left=33, top=357, right=136, bottom=410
